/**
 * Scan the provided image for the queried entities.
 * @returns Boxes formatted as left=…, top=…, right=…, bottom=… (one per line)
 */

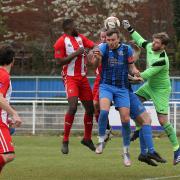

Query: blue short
left=129, top=90, right=146, bottom=119
left=99, top=83, right=130, bottom=108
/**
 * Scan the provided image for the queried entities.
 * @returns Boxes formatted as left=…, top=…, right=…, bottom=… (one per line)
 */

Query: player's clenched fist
left=122, top=20, right=134, bottom=33
left=122, top=20, right=131, bottom=29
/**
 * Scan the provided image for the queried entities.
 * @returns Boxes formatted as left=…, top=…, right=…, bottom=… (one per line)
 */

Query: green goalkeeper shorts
left=136, top=83, right=171, bottom=114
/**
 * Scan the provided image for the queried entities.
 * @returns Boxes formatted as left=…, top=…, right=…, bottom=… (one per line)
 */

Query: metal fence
left=11, top=76, right=180, bottom=100
left=11, top=100, right=180, bottom=135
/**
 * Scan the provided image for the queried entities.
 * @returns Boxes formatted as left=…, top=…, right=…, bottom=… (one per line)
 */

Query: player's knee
left=159, top=118, right=167, bottom=126
left=94, top=102, right=100, bottom=112
left=157, top=114, right=168, bottom=126
left=139, top=112, right=152, bottom=125
left=143, top=117, right=152, bottom=125
left=94, top=110, right=100, bottom=116
left=85, top=106, right=94, bottom=115
left=121, top=115, right=130, bottom=123
left=94, top=101, right=99, bottom=107
left=68, top=105, right=77, bottom=115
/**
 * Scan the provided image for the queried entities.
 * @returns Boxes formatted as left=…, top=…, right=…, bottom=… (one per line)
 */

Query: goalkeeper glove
left=122, top=20, right=134, bottom=33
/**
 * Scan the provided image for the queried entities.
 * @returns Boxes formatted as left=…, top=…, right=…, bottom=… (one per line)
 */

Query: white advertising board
left=109, top=106, right=162, bottom=129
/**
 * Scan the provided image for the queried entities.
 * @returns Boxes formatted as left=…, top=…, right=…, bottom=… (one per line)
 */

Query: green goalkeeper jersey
left=131, top=31, right=171, bottom=89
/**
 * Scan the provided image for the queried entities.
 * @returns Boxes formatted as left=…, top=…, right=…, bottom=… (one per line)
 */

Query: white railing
left=11, top=76, right=180, bottom=100
left=11, top=100, right=180, bottom=135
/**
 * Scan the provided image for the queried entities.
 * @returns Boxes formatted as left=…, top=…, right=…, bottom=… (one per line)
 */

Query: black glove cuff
left=127, top=26, right=134, bottom=34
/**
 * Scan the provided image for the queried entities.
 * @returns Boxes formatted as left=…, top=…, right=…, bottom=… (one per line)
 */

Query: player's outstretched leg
left=130, top=123, right=140, bottom=142
left=122, top=152, right=131, bottom=167
left=81, top=139, right=95, bottom=151
left=104, top=122, right=112, bottom=143
left=162, top=121, right=180, bottom=165
left=174, top=147, right=180, bottom=165
left=130, top=129, right=140, bottom=142
left=138, top=154, right=157, bottom=166
left=147, top=151, right=166, bottom=163
left=61, top=113, right=74, bottom=154
left=61, top=141, right=69, bottom=154
left=95, top=142, right=106, bottom=154
left=121, top=122, right=131, bottom=167
left=137, top=128, right=157, bottom=166
left=81, top=112, right=95, bottom=151
left=141, top=125, right=166, bottom=164
left=95, top=110, right=108, bottom=154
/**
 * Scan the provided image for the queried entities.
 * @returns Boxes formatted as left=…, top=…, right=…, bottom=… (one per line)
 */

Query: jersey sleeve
left=0, top=75, right=9, bottom=96
left=80, top=34, right=95, bottom=49
left=98, top=43, right=107, bottom=58
left=53, top=37, right=66, bottom=59
left=131, top=31, right=149, bottom=49
left=140, top=53, right=166, bottom=80
left=127, top=45, right=134, bottom=64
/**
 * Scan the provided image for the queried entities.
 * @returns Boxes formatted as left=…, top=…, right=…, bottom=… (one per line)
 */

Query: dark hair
left=62, top=19, right=74, bottom=31
left=152, top=32, right=170, bottom=45
left=0, top=45, right=15, bottom=66
left=106, top=28, right=120, bottom=37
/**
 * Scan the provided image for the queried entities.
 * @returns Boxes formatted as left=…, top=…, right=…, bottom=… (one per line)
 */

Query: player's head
left=0, top=45, right=15, bottom=66
left=62, top=18, right=78, bottom=37
left=152, top=32, right=170, bottom=51
left=106, top=28, right=120, bottom=49
left=100, top=28, right=107, bottom=43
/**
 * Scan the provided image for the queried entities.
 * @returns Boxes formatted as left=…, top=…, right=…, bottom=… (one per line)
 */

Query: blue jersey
left=99, top=43, right=133, bottom=88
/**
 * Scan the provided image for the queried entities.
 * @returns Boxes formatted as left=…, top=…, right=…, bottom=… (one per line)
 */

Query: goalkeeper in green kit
left=122, top=20, right=180, bottom=165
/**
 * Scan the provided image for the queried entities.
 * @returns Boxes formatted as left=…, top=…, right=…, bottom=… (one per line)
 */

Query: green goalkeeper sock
left=163, top=122, right=179, bottom=151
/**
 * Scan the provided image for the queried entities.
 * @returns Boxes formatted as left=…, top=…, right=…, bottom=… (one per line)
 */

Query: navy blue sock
left=121, top=122, right=131, bottom=147
left=139, top=129, right=147, bottom=155
left=142, top=125, right=154, bottom=154
left=98, top=110, right=109, bottom=136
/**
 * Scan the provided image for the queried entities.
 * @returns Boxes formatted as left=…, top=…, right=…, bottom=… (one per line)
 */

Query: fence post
left=35, top=77, right=38, bottom=100
left=32, top=101, right=36, bottom=135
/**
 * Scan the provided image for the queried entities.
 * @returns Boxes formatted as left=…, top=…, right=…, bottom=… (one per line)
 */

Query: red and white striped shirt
left=54, top=33, right=94, bottom=76
left=0, top=68, right=12, bottom=126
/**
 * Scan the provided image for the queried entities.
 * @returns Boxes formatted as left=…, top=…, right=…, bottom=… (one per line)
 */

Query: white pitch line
left=143, top=175, right=180, bottom=180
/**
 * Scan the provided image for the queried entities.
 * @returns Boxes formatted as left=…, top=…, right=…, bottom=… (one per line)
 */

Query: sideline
left=143, top=175, right=180, bottom=180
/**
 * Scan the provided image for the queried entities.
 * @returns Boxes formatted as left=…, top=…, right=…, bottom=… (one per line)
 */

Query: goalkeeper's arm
left=122, top=20, right=149, bottom=49
left=140, top=59, right=166, bottom=80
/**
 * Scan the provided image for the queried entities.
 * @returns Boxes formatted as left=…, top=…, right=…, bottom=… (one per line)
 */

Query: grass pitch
left=1, top=135, right=180, bottom=180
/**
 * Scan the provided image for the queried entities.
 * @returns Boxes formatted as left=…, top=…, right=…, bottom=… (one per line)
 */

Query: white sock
left=98, top=136, right=105, bottom=143
left=123, top=146, right=129, bottom=154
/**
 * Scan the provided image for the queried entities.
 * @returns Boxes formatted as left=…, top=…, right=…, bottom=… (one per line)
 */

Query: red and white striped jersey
left=0, top=68, right=12, bottom=126
left=54, top=33, right=94, bottom=76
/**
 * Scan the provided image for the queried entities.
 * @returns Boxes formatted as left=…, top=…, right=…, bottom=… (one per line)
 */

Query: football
left=104, top=16, right=120, bottom=30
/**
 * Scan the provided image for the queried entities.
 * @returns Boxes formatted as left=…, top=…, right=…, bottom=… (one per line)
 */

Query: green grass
left=1, top=136, right=180, bottom=180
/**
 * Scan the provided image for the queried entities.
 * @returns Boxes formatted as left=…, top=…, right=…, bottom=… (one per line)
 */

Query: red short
left=63, top=75, right=93, bottom=101
left=92, top=75, right=101, bottom=101
left=0, top=123, right=14, bottom=154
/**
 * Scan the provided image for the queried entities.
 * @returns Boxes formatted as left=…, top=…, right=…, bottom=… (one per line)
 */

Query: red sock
left=84, top=113, right=93, bottom=140
left=63, top=113, right=74, bottom=142
left=0, top=155, right=6, bottom=173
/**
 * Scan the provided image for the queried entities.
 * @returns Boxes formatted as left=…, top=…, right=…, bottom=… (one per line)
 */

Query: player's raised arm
left=122, top=20, right=149, bottom=49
